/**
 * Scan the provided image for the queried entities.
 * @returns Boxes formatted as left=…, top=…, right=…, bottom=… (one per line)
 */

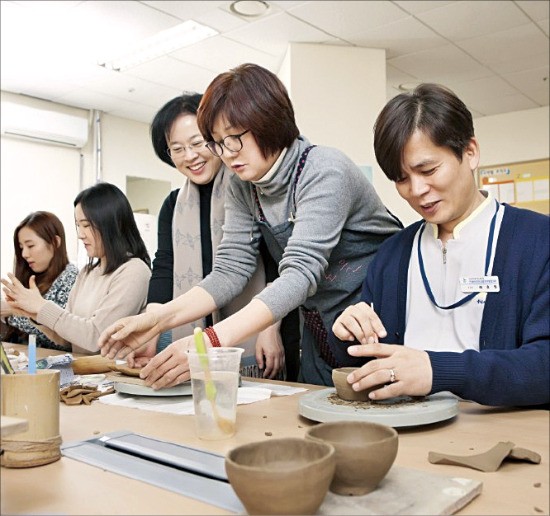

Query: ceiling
left=1, top=0, right=548, bottom=124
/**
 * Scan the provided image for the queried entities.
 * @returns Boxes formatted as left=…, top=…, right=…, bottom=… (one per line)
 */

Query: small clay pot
left=225, top=437, right=335, bottom=515
left=332, top=367, right=380, bottom=401
left=305, top=421, right=398, bottom=496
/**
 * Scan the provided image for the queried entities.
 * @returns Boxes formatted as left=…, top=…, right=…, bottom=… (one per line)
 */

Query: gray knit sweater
left=200, top=136, right=402, bottom=330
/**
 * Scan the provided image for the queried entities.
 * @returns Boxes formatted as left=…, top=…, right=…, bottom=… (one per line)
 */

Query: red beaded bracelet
left=204, top=326, right=221, bottom=348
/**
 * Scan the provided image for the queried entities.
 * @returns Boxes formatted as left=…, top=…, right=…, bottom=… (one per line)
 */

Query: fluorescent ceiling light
left=99, top=20, right=218, bottom=72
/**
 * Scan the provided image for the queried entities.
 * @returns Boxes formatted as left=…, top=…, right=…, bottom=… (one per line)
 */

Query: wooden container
left=1, top=370, right=61, bottom=468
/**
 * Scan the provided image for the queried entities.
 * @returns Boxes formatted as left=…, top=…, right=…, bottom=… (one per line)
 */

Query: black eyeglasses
left=166, top=139, right=205, bottom=159
left=205, top=130, right=249, bottom=157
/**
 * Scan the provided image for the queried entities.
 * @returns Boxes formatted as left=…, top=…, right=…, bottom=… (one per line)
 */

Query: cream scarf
left=172, top=167, right=266, bottom=367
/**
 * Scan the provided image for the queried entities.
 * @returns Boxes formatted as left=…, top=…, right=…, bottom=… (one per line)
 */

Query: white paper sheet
left=515, top=181, right=534, bottom=202
left=498, top=182, right=515, bottom=204
left=482, top=184, right=499, bottom=200
left=533, top=179, right=549, bottom=201
left=98, top=383, right=307, bottom=415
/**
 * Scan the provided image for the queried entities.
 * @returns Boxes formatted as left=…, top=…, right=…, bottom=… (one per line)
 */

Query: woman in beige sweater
left=2, top=183, right=151, bottom=354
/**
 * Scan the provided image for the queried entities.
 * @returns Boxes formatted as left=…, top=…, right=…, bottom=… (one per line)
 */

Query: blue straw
left=28, top=334, right=36, bottom=374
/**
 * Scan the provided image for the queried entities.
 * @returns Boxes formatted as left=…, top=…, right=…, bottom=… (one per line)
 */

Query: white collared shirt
left=404, top=193, right=505, bottom=352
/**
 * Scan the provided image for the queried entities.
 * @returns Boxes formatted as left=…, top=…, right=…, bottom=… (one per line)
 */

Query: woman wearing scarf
left=136, top=94, right=299, bottom=380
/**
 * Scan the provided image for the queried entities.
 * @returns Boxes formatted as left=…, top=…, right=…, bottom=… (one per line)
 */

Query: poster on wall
left=478, top=160, right=549, bottom=215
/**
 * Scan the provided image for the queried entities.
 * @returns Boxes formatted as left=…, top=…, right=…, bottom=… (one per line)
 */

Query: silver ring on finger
left=389, top=368, right=396, bottom=383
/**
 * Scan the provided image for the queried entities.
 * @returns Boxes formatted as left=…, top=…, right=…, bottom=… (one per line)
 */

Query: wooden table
left=1, top=343, right=548, bottom=515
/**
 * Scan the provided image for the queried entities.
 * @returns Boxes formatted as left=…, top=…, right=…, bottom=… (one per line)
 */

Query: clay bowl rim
left=332, top=366, right=360, bottom=376
left=331, top=367, right=381, bottom=395
left=225, top=437, right=336, bottom=474
left=306, top=420, right=398, bottom=446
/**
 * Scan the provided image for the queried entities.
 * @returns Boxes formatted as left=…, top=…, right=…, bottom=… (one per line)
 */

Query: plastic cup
left=187, top=347, right=243, bottom=440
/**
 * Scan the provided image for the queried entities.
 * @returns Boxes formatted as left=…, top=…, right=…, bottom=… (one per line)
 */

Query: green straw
left=193, top=327, right=216, bottom=400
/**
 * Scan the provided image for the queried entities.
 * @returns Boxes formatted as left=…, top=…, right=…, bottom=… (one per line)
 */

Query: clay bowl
left=225, top=437, right=335, bottom=515
left=332, top=367, right=382, bottom=401
left=305, top=421, right=398, bottom=496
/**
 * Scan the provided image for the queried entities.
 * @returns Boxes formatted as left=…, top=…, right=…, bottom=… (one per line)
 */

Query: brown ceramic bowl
left=305, top=421, right=398, bottom=496
left=225, top=437, right=335, bottom=515
left=332, top=367, right=382, bottom=401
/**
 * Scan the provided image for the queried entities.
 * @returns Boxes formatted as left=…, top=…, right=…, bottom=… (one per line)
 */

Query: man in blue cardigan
left=330, top=83, right=549, bottom=407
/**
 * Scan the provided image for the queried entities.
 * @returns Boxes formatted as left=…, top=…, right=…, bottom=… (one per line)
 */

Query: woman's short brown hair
left=197, top=63, right=299, bottom=159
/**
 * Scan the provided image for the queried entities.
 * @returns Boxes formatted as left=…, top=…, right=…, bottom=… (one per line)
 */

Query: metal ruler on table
left=61, top=430, right=244, bottom=513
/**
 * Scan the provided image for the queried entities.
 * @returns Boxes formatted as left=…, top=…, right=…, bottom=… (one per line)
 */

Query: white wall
left=0, top=136, right=82, bottom=274
left=281, top=43, right=419, bottom=227
left=98, top=113, right=182, bottom=190
left=0, top=91, right=183, bottom=277
left=126, top=177, right=172, bottom=216
left=0, top=91, right=91, bottom=275
left=474, top=106, right=549, bottom=166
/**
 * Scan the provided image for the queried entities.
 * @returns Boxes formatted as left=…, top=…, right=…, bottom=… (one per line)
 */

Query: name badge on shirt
left=460, top=276, right=500, bottom=293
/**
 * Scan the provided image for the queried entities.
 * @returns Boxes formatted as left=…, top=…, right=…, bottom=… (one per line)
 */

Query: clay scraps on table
left=428, top=441, right=542, bottom=472
left=327, top=392, right=427, bottom=410
left=60, top=384, right=115, bottom=406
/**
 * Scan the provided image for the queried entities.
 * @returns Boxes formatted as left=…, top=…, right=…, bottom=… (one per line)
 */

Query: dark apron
left=251, top=146, right=337, bottom=386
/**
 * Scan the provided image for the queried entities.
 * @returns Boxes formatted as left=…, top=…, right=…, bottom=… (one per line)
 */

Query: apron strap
left=291, top=145, right=316, bottom=215
left=301, top=307, right=339, bottom=368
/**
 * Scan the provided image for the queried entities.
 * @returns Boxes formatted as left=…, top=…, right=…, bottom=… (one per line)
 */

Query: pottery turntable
left=299, top=389, right=459, bottom=427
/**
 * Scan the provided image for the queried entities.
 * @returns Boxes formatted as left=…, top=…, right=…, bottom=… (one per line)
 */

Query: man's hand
left=332, top=302, right=387, bottom=344
left=344, top=342, right=433, bottom=400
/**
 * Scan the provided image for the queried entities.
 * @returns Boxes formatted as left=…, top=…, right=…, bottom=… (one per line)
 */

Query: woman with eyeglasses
left=2, top=183, right=151, bottom=354
left=98, top=63, right=402, bottom=387
left=133, top=93, right=300, bottom=380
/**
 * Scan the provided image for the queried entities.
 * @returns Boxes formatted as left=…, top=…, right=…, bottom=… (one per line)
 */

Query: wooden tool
left=72, top=355, right=115, bottom=375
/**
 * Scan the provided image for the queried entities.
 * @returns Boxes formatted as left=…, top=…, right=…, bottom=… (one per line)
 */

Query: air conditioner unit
left=1, top=101, right=89, bottom=148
